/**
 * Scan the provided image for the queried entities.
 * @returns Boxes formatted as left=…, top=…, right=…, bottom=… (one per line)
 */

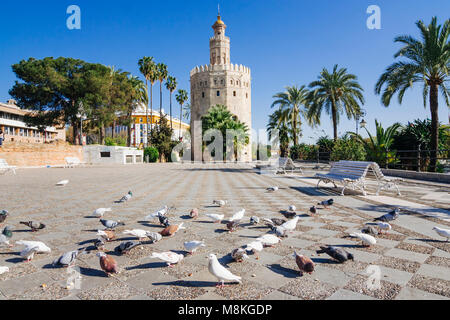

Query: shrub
left=144, top=147, right=159, bottom=163
left=331, top=138, right=366, bottom=161
left=290, top=144, right=318, bottom=161
left=105, top=137, right=127, bottom=147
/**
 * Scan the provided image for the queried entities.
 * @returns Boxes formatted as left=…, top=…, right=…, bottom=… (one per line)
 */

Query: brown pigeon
left=293, top=251, right=315, bottom=275
left=160, top=223, right=186, bottom=237
left=190, top=208, right=199, bottom=219
left=20, top=221, right=46, bottom=232
left=97, top=252, right=119, bottom=276
left=97, top=230, right=115, bottom=242
left=226, top=221, right=240, bottom=233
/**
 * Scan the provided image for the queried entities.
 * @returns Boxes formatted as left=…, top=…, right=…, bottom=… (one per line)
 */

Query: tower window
left=231, top=80, right=233, bottom=85
left=246, top=93, right=248, bottom=99
left=221, top=79, right=224, bottom=85
left=233, top=91, right=236, bottom=97
left=202, top=92, right=205, bottom=98
left=217, top=91, right=220, bottom=97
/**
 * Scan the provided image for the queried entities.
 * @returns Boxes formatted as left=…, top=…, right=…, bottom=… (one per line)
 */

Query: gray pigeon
left=0, top=210, right=8, bottom=224
left=0, top=226, right=13, bottom=247
left=52, top=248, right=87, bottom=267
left=362, top=225, right=379, bottom=236
left=270, top=225, right=288, bottom=238
left=310, top=206, right=317, bottom=215
left=318, top=199, right=334, bottom=208
left=117, top=191, right=133, bottom=203
left=100, top=219, right=125, bottom=230
left=146, top=232, right=163, bottom=243
left=316, top=246, right=354, bottom=263
left=20, top=221, right=46, bottom=232
left=94, top=238, right=106, bottom=251
left=158, top=215, right=170, bottom=227
left=250, top=216, right=260, bottom=225
left=264, top=218, right=286, bottom=227
left=374, top=208, right=400, bottom=222
left=115, top=241, right=141, bottom=254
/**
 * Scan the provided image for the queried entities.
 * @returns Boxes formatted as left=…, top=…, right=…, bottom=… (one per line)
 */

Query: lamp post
left=77, top=101, right=87, bottom=146
left=356, top=109, right=367, bottom=135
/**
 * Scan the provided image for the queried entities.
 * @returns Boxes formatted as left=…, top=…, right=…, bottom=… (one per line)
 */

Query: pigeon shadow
left=82, top=229, right=101, bottom=233
left=138, top=222, right=161, bottom=228
left=204, top=205, right=220, bottom=209
left=78, top=239, right=96, bottom=246
left=5, top=257, right=24, bottom=264
left=214, top=229, right=228, bottom=234
left=194, top=220, right=215, bottom=224
left=266, top=264, right=298, bottom=279
left=180, top=215, right=192, bottom=220
left=84, top=216, right=100, bottom=219
left=152, top=280, right=218, bottom=288
left=238, top=235, right=259, bottom=239
left=249, top=226, right=270, bottom=230
left=311, top=257, right=339, bottom=264
left=79, top=266, right=108, bottom=278
left=126, top=262, right=167, bottom=271
left=12, top=229, right=32, bottom=233
left=411, top=238, right=448, bottom=244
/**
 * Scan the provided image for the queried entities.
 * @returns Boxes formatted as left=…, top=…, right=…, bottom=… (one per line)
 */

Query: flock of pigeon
left=0, top=180, right=450, bottom=290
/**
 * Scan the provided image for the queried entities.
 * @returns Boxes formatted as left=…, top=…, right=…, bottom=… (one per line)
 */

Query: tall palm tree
left=175, top=89, right=189, bottom=140
left=267, top=108, right=290, bottom=157
left=307, top=65, right=365, bottom=141
left=165, top=76, right=177, bottom=130
left=138, top=57, right=156, bottom=145
left=375, top=17, right=450, bottom=172
left=156, top=63, right=168, bottom=125
left=271, top=85, right=309, bottom=146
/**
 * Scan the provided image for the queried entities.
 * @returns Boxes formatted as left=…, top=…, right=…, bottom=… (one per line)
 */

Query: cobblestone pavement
left=0, top=163, right=449, bottom=300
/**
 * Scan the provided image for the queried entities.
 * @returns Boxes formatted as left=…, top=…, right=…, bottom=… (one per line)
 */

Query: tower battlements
left=190, top=64, right=251, bottom=77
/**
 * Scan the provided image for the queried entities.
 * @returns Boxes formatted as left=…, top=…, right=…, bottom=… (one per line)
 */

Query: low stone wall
left=0, top=141, right=83, bottom=167
left=382, top=168, right=450, bottom=184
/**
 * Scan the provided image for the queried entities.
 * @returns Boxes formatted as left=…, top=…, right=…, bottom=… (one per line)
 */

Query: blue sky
left=0, top=0, right=449, bottom=144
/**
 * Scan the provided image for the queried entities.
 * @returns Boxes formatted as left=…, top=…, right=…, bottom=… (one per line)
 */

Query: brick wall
left=0, top=141, right=83, bottom=167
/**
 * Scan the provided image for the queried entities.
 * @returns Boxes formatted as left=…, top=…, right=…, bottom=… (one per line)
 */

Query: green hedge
left=144, top=147, right=159, bottom=163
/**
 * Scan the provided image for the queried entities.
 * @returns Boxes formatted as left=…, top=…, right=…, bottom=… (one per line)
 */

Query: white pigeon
left=205, top=214, right=224, bottom=223
left=16, top=240, right=51, bottom=253
left=289, top=205, right=297, bottom=212
left=150, top=251, right=184, bottom=267
left=123, top=229, right=150, bottom=240
left=93, top=208, right=112, bottom=217
left=257, top=234, right=282, bottom=247
left=213, top=200, right=227, bottom=207
left=281, top=216, right=300, bottom=232
left=245, top=241, right=264, bottom=259
left=145, top=206, right=169, bottom=220
left=0, top=266, right=9, bottom=275
left=20, top=246, right=40, bottom=262
left=56, top=180, right=69, bottom=187
left=184, top=241, right=206, bottom=254
left=433, top=227, right=450, bottom=242
left=208, top=253, right=242, bottom=288
left=230, top=209, right=245, bottom=222
left=376, top=222, right=392, bottom=233
left=350, top=232, right=377, bottom=247
left=267, top=186, right=279, bottom=192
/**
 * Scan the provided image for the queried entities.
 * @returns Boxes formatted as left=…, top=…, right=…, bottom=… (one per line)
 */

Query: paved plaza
left=0, top=163, right=449, bottom=300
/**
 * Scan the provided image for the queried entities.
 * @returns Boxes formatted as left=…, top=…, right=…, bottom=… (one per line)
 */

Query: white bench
left=0, top=159, right=16, bottom=175
left=65, top=157, right=86, bottom=168
left=316, top=161, right=402, bottom=196
left=262, top=157, right=303, bottom=175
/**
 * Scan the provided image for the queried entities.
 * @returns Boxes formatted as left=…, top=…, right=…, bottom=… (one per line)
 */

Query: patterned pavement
left=0, top=163, right=449, bottom=300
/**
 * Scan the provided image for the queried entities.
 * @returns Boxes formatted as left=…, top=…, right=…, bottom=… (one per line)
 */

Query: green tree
left=375, top=17, right=450, bottom=172
left=330, top=137, right=366, bottom=161
left=175, top=89, right=189, bottom=140
left=271, top=85, right=309, bottom=146
left=267, top=108, right=290, bottom=157
left=156, top=63, right=169, bottom=124
left=307, top=65, right=365, bottom=141
left=165, top=76, right=177, bottom=130
left=150, top=116, right=175, bottom=162
left=138, top=56, right=157, bottom=142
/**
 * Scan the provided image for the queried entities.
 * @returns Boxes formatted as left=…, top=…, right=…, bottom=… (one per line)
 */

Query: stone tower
left=190, top=13, right=252, bottom=162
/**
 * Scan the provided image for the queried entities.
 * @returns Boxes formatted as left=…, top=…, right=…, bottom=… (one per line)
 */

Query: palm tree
left=375, top=17, right=450, bottom=172
left=175, top=89, right=189, bottom=140
left=156, top=63, right=168, bottom=125
left=271, top=86, right=309, bottom=146
left=182, top=103, right=191, bottom=122
left=138, top=57, right=156, bottom=145
left=267, top=108, right=290, bottom=157
left=307, top=65, right=365, bottom=141
left=165, top=76, right=177, bottom=130
left=348, top=120, right=401, bottom=167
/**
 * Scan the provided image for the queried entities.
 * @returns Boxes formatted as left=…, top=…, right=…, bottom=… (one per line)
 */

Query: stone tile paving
left=0, top=163, right=448, bottom=300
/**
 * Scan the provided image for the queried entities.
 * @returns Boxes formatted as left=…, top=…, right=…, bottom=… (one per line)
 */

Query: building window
left=214, top=80, right=217, bottom=86
left=202, top=92, right=205, bottom=98
left=231, top=80, right=233, bottom=85
left=233, top=91, right=236, bottom=97
left=221, top=79, right=224, bottom=85
left=217, top=91, right=220, bottom=97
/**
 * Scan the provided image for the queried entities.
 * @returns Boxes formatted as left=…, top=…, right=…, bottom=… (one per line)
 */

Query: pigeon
left=316, top=246, right=354, bottom=263
left=52, top=248, right=87, bottom=267
left=115, top=241, right=141, bottom=254
left=97, top=252, right=119, bottom=276
left=0, top=266, right=9, bottom=275
left=208, top=253, right=242, bottom=288
left=281, top=211, right=297, bottom=219
left=289, top=205, right=297, bottom=212
left=94, top=238, right=106, bottom=251
left=257, top=234, right=281, bottom=247
left=158, top=215, right=170, bottom=227
left=266, top=186, right=279, bottom=192
left=56, top=180, right=69, bottom=187
left=146, top=232, right=163, bottom=243
left=270, top=225, right=288, bottom=238
left=123, top=229, right=151, bottom=241
left=20, top=246, right=40, bottom=262
left=184, top=241, right=206, bottom=254
left=263, top=218, right=286, bottom=227
left=230, top=209, right=245, bottom=222
left=160, top=223, right=186, bottom=237
left=150, top=251, right=184, bottom=267
left=93, top=208, right=112, bottom=218
left=293, top=251, right=315, bottom=275
left=376, top=222, right=392, bottom=234
left=117, top=191, right=133, bottom=203
left=318, top=199, right=334, bottom=208
left=231, top=248, right=249, bottom=262
left=226, top=221, right=240, bottom=233
left=97, top=230, right=115, bottom=242
left=361, top=225, right=379, bottom=236
left=374, top=208, right=400, bottom=222
left=309, top=206, right=317, bottom=215
left=190, top=208, right=199, bottom=219
left=0, top=210, right=8, bottom=224
left=280, top=216, right=300, bottom=232
left=245, top=241, right=264, bottom=259
left=100, top=219, right=125, bottom=230
left=213, top=200, right=227, bottom=207
left=349, top=233, right=377, bottom=247
left=16, top=240, right=51, bottom=253
left=20, top=221, right=46, bottom=232
left=250, top=216, right=260, bottom=225
left=433, top=227, right=450, bottom=242
left=206, top=214, right=224, bottom=223
left=146, top=206, right=170, bottom=220
left=0, top=226, right=13, bottom=247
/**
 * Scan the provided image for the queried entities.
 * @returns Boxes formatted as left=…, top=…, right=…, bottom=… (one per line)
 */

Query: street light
left=355, top=109, right=367, bottom=135
left=360, top=119, right=367, bottom=129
